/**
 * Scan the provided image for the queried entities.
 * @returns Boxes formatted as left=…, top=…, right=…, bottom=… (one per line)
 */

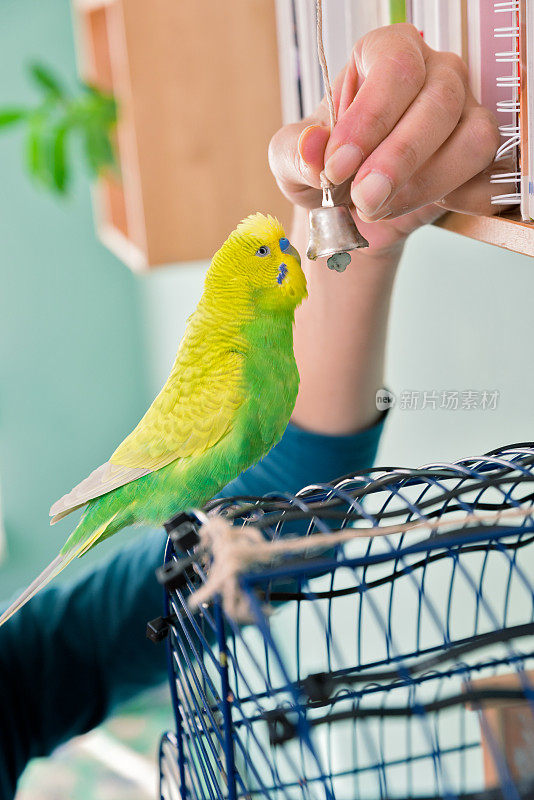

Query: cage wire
left=153, top=442, right=534, bottom=800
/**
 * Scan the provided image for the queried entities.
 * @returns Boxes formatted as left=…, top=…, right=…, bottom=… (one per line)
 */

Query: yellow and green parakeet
left=0, top=213, right=306, bottom=626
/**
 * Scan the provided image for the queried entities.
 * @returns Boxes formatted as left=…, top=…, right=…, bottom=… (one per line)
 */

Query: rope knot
left=189, top=517, right=266, bottom=623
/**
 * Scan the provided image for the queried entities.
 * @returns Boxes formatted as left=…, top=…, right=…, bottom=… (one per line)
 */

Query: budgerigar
left=0, top=213, right=307, bottom=626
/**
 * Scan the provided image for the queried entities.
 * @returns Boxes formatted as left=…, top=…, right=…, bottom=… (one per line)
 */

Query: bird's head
left=208, top=213, right=307, bottom=313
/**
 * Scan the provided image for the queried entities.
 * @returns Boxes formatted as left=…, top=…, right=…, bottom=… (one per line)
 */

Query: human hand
left=269, top=24, right=506, bottom=256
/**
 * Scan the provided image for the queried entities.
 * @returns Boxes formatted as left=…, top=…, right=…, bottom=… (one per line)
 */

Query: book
left=491, top=1, right=522, bottom=210
left=389, top=0, right=407, bottom=24
left=294, top=0, right=323, bottom=119
left=274, top=0, right=303, bottom=124
left=407, top=0, right=465, bottom=57
left=278, top=0, right=407, bottom=125
left=519, top=0, right=530, bottom=218
left=468, top=0, right=512, bottom=117
left=526, top=0, right=534, bottom=218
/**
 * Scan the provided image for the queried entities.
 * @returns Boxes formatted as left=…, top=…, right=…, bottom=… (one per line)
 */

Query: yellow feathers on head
left=207, top=213, right=307, bottom=311
left=233, top=213, right=285, bottom=246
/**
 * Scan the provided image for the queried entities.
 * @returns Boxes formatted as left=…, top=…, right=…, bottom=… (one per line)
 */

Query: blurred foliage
left=0, top=62, right=117, bottom=194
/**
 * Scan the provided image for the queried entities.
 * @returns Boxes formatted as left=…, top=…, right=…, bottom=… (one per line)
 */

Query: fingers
left=356, top=103, right=501, bottom=221
left=437, top=170, right=516, bottom=217
left=298, top=124, right=331, bottom=177
left=324, top=24, right=427, bottom=185
left=269, top=21, right=502, bottom=226
left=348, top=52, right=467, bottom=218
left=337, top=53, right=360, bottom=118
left=268, top=121, right=330, bottom=207
left=268, top=65, right=350, bottom=207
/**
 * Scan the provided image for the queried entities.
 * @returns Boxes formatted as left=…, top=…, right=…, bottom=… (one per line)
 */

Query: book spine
left=528, top=0, right=534, bottom=218
left=322, top=0, right=352, bottom=82
left=519, top=0, right=529, bottom=218
left=274, top=0, right=302, bottom=125
left=408, top=0, right=425, bottom=38
left=390, top=0, right=407, bottom=24
left=294, top=0, right=323, bottom=117
left=491, top=0, right=522, bottom=206
left=406, top=0, right=464, bottom=57
left=443, top=0, right=464, bottom=58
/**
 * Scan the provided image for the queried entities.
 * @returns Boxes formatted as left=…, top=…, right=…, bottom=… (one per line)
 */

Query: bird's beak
left=281, top=245, right=307, bottom=304
left=285, top=243, right=301, bottom=264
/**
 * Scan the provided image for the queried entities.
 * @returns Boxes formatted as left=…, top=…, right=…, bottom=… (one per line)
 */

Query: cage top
left=196, top=441, right=534, bottom=538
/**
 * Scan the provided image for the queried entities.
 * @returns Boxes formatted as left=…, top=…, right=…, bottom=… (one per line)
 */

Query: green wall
left=379, top=223, right=534, bottom=467
left=0, top=0, right=149, bottom=595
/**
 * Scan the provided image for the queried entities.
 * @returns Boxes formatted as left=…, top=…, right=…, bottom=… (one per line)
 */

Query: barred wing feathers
left=50, top=348, right=244, bottom=523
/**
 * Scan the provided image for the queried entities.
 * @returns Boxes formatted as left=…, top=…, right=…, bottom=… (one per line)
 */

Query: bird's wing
left=50, top=349, right=245, bottom=522
left=110, top=349, right=244, bottom=469
left=49, top=462, right=150, bottom=523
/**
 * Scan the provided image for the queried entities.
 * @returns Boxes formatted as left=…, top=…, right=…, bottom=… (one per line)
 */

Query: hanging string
left=316, top=0, right=336, bottom=133
left=316, top=0, right=335, bottom=193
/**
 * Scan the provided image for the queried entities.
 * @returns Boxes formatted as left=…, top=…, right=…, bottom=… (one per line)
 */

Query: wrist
left=289, top=204, right=399, bottom=437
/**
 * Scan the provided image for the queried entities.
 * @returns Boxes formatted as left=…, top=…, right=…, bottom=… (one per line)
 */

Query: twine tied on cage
left=188, top=505, right=534, bottom=623
left=189, top=516, right=266, bottom=623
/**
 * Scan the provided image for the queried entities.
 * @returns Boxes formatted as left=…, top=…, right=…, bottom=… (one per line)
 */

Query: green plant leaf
left=0, top=108, right=27, bottom=127
left=84, top=124, right=115, bottom=176
left=4, top=62, right=118, bottom=196
left=26, top=116, right=45, bottom=179
left=51, top=124, right=69, bottom=193
left=84, top=127, right=99, bottom=175
left=81, top=84, right=118, bottom=125
left=100, top=97, right=118, bottom=125
left=29, top=63, right=64, bottom=98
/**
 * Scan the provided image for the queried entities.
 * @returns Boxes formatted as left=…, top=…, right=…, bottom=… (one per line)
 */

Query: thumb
left=298, top=123, right=331, bottom=177
left=269, top=120, right=330, bottom=207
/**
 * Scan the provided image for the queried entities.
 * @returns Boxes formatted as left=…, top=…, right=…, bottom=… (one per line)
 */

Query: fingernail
left=298, top=153, right=309, bottom=177
left=297, top=124, right=320, bottom=163
left=324, top=144, right=363, bottom=185
left=352, top=171, right=393, bottom=217
left=358, top=209, right=392, bottom=223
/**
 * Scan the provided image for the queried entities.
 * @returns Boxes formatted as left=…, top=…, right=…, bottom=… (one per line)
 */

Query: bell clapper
left=327, top=252, right=352, bottom=272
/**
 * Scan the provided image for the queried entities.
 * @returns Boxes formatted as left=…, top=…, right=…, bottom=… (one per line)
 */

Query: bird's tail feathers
left=0, top=555, right=69, bottom=627
left=0, top=513, right=117, bottom=628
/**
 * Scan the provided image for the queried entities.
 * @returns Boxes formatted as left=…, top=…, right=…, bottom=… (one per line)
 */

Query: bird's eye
left=255, top=245, right=270, bottom=257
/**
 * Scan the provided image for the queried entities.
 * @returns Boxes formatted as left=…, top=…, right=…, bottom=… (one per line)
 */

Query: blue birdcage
left=152, top=442, right=534, bottom=800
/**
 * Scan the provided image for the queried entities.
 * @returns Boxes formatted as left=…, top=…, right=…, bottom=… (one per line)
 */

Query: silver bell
left=306, top=188, right=369, bottom=265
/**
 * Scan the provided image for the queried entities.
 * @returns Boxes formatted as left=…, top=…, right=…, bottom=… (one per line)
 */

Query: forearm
left=290, top=205, right=401, bottom=435
left=0, top=530, right=168, bottom=798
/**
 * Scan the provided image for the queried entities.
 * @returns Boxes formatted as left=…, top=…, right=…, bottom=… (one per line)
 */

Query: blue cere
left=279, top=237, right=290, bottom=252
left=277, top=263, right=288, bottom=285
